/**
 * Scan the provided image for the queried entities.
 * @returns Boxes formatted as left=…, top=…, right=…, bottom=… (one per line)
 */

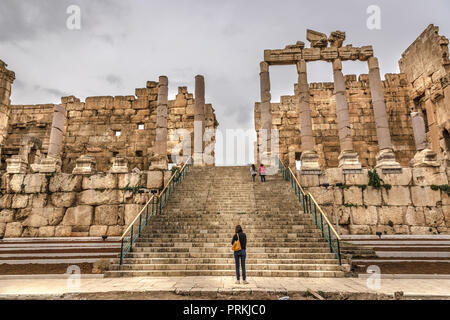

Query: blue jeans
left=260, top=175, right=266, bottom=182
left=234, top=249, right=246, bottom=281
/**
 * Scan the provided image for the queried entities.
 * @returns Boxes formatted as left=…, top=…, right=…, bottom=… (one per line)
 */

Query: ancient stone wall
left=0, top=60, right=15, bottom=162
left=255, top=73, right=416, bottom=168
left=0, top=171, right=163, bottom=238
left=1, top=104, right=54, bottom=169
left=399, top=24, right=450, bottom=160
left=298, top=166, right=450, bottom=235
left=0, top=81, right=219, bottom=174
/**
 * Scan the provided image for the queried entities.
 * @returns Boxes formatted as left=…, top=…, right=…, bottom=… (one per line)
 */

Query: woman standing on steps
left=231, top=225, right=248, bottom=284
left=259, top=164, right=266, bottom=183
left=250, top=164, right=257, bottom=182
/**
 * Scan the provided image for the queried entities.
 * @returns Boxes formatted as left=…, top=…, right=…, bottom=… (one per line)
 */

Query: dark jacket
left=231, top=232, right=247, bottom=250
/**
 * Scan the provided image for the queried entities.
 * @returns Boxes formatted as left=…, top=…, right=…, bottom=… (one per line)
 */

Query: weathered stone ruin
left=0, top=60, right=218, bottom=237
left=255, top=25, right=450, bottom=235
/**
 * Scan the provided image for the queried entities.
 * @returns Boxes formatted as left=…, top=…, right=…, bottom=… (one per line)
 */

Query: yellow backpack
left=232, top=233, right=242, bottom=251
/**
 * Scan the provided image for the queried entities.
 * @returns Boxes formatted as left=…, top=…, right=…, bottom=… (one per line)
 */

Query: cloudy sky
left=0, top=0, right=449, bottom=165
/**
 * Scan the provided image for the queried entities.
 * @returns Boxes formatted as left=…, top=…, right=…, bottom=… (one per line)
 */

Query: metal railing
left=277, top=157, right=342, bottom=265
left=119, top=157, right=193, bottom=264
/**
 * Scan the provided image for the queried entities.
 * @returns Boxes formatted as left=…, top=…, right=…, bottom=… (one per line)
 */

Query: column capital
left=260, top=61, right=269, bottom=73
left=332, top=58, right=342, bottom=71
left=158, top=75, right=168, bottom=86
left=368, top=57, right=379, bottom=70
left=296, top=59, right=306, bottom=74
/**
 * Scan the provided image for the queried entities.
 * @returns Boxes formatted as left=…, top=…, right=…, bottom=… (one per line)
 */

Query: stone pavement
left=0, top=276, right=449, bottom=299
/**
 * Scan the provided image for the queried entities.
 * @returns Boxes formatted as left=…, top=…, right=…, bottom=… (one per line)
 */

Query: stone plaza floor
left=0, top=276, right=449, bottom=299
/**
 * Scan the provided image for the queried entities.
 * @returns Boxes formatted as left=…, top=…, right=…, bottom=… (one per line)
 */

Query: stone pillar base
left=109, top=156, right=129, bottom=173
left=31, top=156, right=62, bottom=173
left=72, top=155, right=96, bottom=175
left=6, top=155, right=28, bottom=174
left=147, top=170, right=164, bottom=191
left=375, top=148, right=402, bottom=173
left=338, top=151, right=362, bottom=173
left=413, top=149, right=439, bottom=167
left=193, top=152, right=204, bottom=167
left=300, top=150, right=321, bottom=175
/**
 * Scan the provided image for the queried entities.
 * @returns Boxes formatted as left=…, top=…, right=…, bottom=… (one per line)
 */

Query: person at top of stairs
left=259, top=164, right=266, bottom=183
left=250, top=164, right=257, bottom=182
left=232, top=225, right=248, bottom=284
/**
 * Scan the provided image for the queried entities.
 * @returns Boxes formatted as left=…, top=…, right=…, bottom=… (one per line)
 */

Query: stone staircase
left=106, top=166, right=348, bottom=277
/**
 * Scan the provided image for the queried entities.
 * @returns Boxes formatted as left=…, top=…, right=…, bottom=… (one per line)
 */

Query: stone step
left=124, top=252, right=338, bottom=259
left=111, top=258, right=339, bottom=265
left=111, top=263, right=342, bottom=271
left=105, top=270, right=345, bottom=278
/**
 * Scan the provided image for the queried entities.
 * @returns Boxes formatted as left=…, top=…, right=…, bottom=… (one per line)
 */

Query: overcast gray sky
left=1, top=0, right=449, bottom=165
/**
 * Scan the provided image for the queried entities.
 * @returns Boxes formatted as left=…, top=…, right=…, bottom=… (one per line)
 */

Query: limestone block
left=11, top=194, right=29, bottom=208
left=5, top=222, right=23, bottom=237
left=62, top=205, right=94, bottom=226
left=0, top=223, right=5, bottom=236
left=9, top=174, right=25, bottom=193
left=443, top=192, right=450, bottom=206
left=49, top=174, right=82, bottom=192
left=410, top=186, right=441, bottom=206
left=107, top=225, right=123, bottom=236
left=423, top=207, right=445, bottom=227
left=23, top=174, right=47, bottom=193
left=0, top=209, right=14, bottom=223
left=308, top=187, right=334, bottom=205
left=443, top=206, right=450, bottom=227
left=124, top=204, right=142, bottom=226
left=412, top=167, right=447, bottom=186
left=298, top=173, right=319, bottom=187
left=405, top=206, right=425, bottom=226
left=55, top=226, right=72, bottom=237
left=78, top=190, right=119, bottom=206
left=333, top=188, right=343, bottom=205
left=118, top=173, right=145, bottom=189
left=50, top=192, right=76, bottom=207
left=0, top=194, right=13, bottom=209
left=89, top=225, right=108, bottom=237
left=147, top=171, right=163, bottom=189
left=378, top=206, right=405, bottom=225
left=22, top=227, right=39, bottom=237
left=369, top=225, right=394, bottom=235
left=343, top=187, right=363, bottom=205
left=31, top=194, right=47, bottom=208
left=379, top=168, right=412, bottom=186
left=320, top=168, right=344, bottom=185
left=95, top=205, right=123, bottom=225
left=410, top=226, right=436, bottom=235
left=344, top=169, right=369, bottom=185
left=363, top=187, right=382, bottom=206
left=351, top=206, right=378, bottom=225
left=381, top=186, right=412, bottom=206
left=337, top=207, right=350, bottom=225
left=39, top=226, right=55, bottom=237
left=23, top=207, right=64, bottom=227
left=349, top=225, right=371, bottom=235
left=82, top=173, right=117, bottom=190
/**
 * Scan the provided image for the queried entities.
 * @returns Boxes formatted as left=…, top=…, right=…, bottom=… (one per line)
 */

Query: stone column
left=368, top=57, right=401, bottom=172
left=259, top=62, right=272, bottom=160
left=332, top=59, right=362, bottom=172
left=48, top=105, right=66, bottom=158
left=149, top=76, right=169, bottom=175
left=32, top=104, right=66, bottom=173
left=411, top=111, right=439, bottom=167
left=155, top=76, right=168, bottom=160
left=194, top=75, right=205, bottom=166
left=0, top=60, right=15, bottom=159
left=297, top=59, right=320, bottom=174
